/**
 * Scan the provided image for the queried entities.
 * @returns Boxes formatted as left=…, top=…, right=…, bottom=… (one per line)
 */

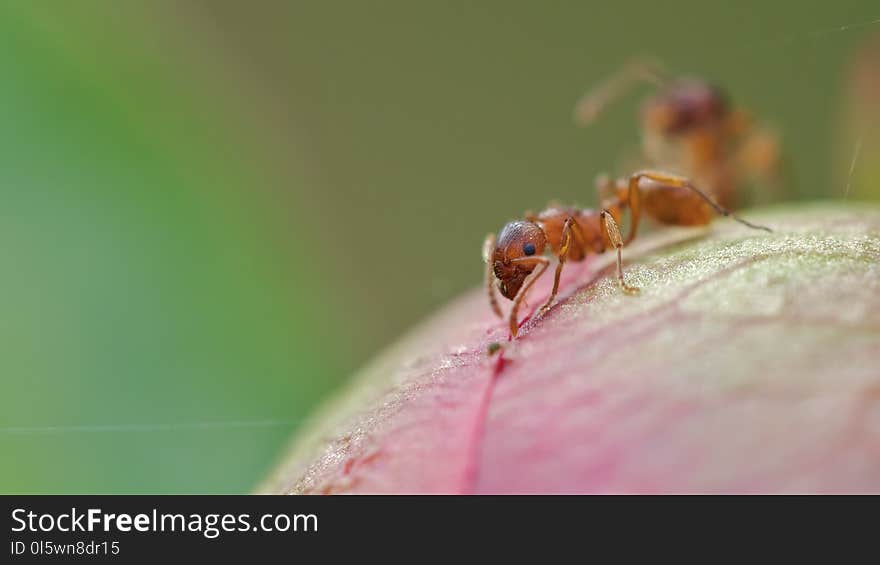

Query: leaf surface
left=261, top=204, right=880, bottom=493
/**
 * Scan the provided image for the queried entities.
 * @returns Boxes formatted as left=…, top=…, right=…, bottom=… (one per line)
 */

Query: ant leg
left=722, top=109, right=788, bottom=204
left=594, top=173, right=618, bottom=204
left=508, top=256, right=550, bottom=338
left=482, top=233, right=503, bottom=318
left=599, top=210, right=640, bottom=295
left=539, top=218, right=576, bottom=313
left=722, top=107, right=755, bottom=138
left=736, top=127, right=787, bottom=203
left=628, top=170, right=773, bottom=233
left=573, top=57, right=668, bottom=126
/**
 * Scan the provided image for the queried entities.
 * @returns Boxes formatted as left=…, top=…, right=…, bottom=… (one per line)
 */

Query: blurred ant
left=483, top=170, right=771, bottom=338
left=573, top=59, right=784, bottom=209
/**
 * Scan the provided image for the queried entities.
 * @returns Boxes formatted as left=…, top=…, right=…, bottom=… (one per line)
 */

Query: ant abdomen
left=641, top=184, right=714, bottom=226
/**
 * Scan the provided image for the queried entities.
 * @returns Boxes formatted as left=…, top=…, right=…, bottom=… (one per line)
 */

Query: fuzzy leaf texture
left=261, top=204, right=880, bottom=494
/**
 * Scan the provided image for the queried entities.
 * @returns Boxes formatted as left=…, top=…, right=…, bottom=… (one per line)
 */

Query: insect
left=573, top=59, right=783, bottom=210
left=483, top=170, right=771, bottom=338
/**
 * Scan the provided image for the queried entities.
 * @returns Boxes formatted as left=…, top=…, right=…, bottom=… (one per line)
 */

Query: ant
left=573, top=59, right=783, bottom=210
left=483, top=170, right=771, bottom=338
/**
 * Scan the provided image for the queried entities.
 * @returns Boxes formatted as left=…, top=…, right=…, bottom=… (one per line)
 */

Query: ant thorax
left=535, top=209, right=605, bottom=260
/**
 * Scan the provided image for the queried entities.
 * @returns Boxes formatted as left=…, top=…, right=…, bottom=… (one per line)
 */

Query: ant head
left=641, top=79, right=728, bottom=135
left=492, top=220, right=547, bottom=300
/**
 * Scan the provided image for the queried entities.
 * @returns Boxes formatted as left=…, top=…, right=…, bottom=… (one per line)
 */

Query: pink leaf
left=261, top=205, right=880, bottom=494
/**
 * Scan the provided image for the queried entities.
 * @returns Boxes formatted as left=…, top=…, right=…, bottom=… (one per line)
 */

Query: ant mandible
left=483, top=170, right=771, bottom=338
left=573, top=59, right=783, bottom=210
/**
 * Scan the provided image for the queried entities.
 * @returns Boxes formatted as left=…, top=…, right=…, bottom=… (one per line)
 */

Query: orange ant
left=573, top=59, right=783, bottom=209
left=483, top=170, right=771, bottom=338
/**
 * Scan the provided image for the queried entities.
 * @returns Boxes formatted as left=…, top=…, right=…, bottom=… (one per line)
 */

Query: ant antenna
left=573, top=56, right=669, bottom=126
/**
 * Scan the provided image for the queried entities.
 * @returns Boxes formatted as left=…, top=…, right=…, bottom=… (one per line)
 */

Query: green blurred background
left=1, top=1, right=877, bottom=493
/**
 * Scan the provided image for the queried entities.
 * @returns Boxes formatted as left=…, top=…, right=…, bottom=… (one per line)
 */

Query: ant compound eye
left=522, top=243, right=536, bottom=256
